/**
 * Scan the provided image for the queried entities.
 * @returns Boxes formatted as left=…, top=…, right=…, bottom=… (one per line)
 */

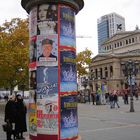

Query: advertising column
left=21, top=0, right=84, bottom=140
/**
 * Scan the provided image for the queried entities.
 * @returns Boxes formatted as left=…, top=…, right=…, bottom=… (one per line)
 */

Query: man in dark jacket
left=15, top=94, right=27, bottom=139
left=4, top=95, right=16, bottom=140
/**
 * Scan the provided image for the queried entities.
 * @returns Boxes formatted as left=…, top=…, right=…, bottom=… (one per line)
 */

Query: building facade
left=97, top=12, right=125, bottom=53
left=101, top=29, right=140, bottom=54
left=90, top=30, right=140, bottom=93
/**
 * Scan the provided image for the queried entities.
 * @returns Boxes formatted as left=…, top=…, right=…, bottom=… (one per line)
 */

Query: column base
left=76, top=135, right=82, bottom=140
left=26, top=135, right=82, bottom=140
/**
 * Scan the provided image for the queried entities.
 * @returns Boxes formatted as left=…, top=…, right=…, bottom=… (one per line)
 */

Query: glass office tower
left=97, top=12, right=125, bottom=53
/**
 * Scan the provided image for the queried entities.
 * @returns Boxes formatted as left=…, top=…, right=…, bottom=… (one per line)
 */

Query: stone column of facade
left=21, top=0, right=84, bottom=140
left=112, top=59, right=121, bottom=89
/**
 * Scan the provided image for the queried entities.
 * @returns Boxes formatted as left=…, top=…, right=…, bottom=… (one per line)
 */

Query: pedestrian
left=113, top=90, right=120, bottom=108
left=124, top=91, right=129, bottom=104
left=109, top=92, right=114, bottom=109
left=15, top=94, right=27, bottom=139
left=96, top=87, right=102, bottom=105
left=105, top=92, right=109, bottom=104
left=88, top=91, right=91, bottom=104
left=91, top=92, right=95, bottom=105
left=4, top=94, right=17, bottom=140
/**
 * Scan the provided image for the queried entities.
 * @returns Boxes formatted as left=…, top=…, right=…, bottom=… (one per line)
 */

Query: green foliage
left=0, top=18, right=29, bottom=93
left=76, top=48, right=93, bottom=77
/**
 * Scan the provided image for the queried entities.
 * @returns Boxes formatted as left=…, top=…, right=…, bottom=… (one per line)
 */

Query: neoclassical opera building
left=89, top=28, right=140, bottom=92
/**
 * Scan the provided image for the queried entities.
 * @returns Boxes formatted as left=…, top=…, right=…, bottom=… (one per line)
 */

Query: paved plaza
left=0, top=97, right=140, bottom=140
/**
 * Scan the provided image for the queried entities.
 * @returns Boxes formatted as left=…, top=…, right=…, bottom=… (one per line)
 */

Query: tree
left=76, top=48, right=93, bottom=77
left=0, top=18, right=29, bottom=94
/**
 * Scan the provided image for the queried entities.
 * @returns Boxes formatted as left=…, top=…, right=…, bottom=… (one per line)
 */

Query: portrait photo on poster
left=37, top=35, right=58, bottom=66
left=37, top=4, right=58, bottom=35
left=29, top=37, right=37, bottom=63
left=29, top=70, right=37, bottom=89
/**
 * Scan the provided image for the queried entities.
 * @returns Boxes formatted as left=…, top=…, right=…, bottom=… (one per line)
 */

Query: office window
left=120, top=42, right=122, bottom=46
left=129, top=39, right=131, bottom=44
left=95, top=69, right=98, bottom=79
left=100, top=68, right=103, bottom=79
left=110, top=66, right=113, bottom=77
left=132, top=38, right=135, bottom=43
left=107, top=46, right=109, bottom=50
left=105, top=67, right=108, bottom=78
left=117, top=42, right=119, bottom=47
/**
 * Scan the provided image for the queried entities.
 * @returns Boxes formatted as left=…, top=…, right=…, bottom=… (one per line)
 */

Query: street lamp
left=121, top=60, right=139, bottom=112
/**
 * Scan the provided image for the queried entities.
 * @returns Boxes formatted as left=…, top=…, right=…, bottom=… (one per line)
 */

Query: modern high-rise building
left=97, top=12, right=125, bottom=53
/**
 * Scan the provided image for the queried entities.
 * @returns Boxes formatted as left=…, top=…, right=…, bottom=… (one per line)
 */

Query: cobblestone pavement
left=0, top=97, right=140, bottom=140
left=78, top=97, right=140, bottom=140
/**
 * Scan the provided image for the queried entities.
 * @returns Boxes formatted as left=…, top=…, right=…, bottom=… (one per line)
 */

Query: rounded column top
left=21, top=0, right=84, bottom=14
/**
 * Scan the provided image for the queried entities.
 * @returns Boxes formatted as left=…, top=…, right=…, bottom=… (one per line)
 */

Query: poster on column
left=60, top=49, right=77, bottom=92
left=29, top=7, right=37, bottom=37
left=29, top=90, right=37, bottom=136
left=61, top=95, right=78, bottom=139
left=29, top=70, right=37, bottom=89
left=36, top=66, right=58, bottom=135
left=29, top=36, right=37, bottom=68
left=37, top=4, right=58, bottom=35
left=36, top=66, right=58, bottom=99
left=37, top=35, right=58, bottom=66
left=37, top=97, right=58, bottom=135
left=60, top=6, right=76, bottom=47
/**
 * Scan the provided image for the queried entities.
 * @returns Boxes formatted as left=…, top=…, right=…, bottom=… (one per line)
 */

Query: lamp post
left=121, top=60, right=139, bottom=112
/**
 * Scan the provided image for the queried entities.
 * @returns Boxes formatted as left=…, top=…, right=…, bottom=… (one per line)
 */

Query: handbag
left=2, top=123, right=12, bottom=132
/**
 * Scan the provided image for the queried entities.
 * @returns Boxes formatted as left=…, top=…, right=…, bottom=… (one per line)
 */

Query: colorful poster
left=29, top=36, right=37, bottom=64
left=37, top=35, right=58, bottom=66
left=60, top=49, right=77, bottom=92
left=29, top=7, right=37, bottom=37
left=37, top=4, right=58, bottom=35
left=28, top=90, right=37, bottom=136
left=60, top=6, right=76, bottom=47
left=37, top=96, right=58, bottom=135
left=61, top=95, right=78, bottom=139
left=29, top=90, right=37, bottom=103
left=29, top=70, right=37, bottom=89
left=37, top=66, right=58, bottom=99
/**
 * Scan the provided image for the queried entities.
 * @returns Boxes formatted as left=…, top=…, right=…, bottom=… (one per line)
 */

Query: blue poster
left=60, top=6, right=76, bottom=47
left=61, top=95, right=78, bottom=139
left=60, top=49, right=77, bottom=92
left=37, top=66, right=58, bottom=99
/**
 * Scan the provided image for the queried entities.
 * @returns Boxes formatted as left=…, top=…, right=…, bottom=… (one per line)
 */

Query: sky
left=0, top=0, right=140, bottom=56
